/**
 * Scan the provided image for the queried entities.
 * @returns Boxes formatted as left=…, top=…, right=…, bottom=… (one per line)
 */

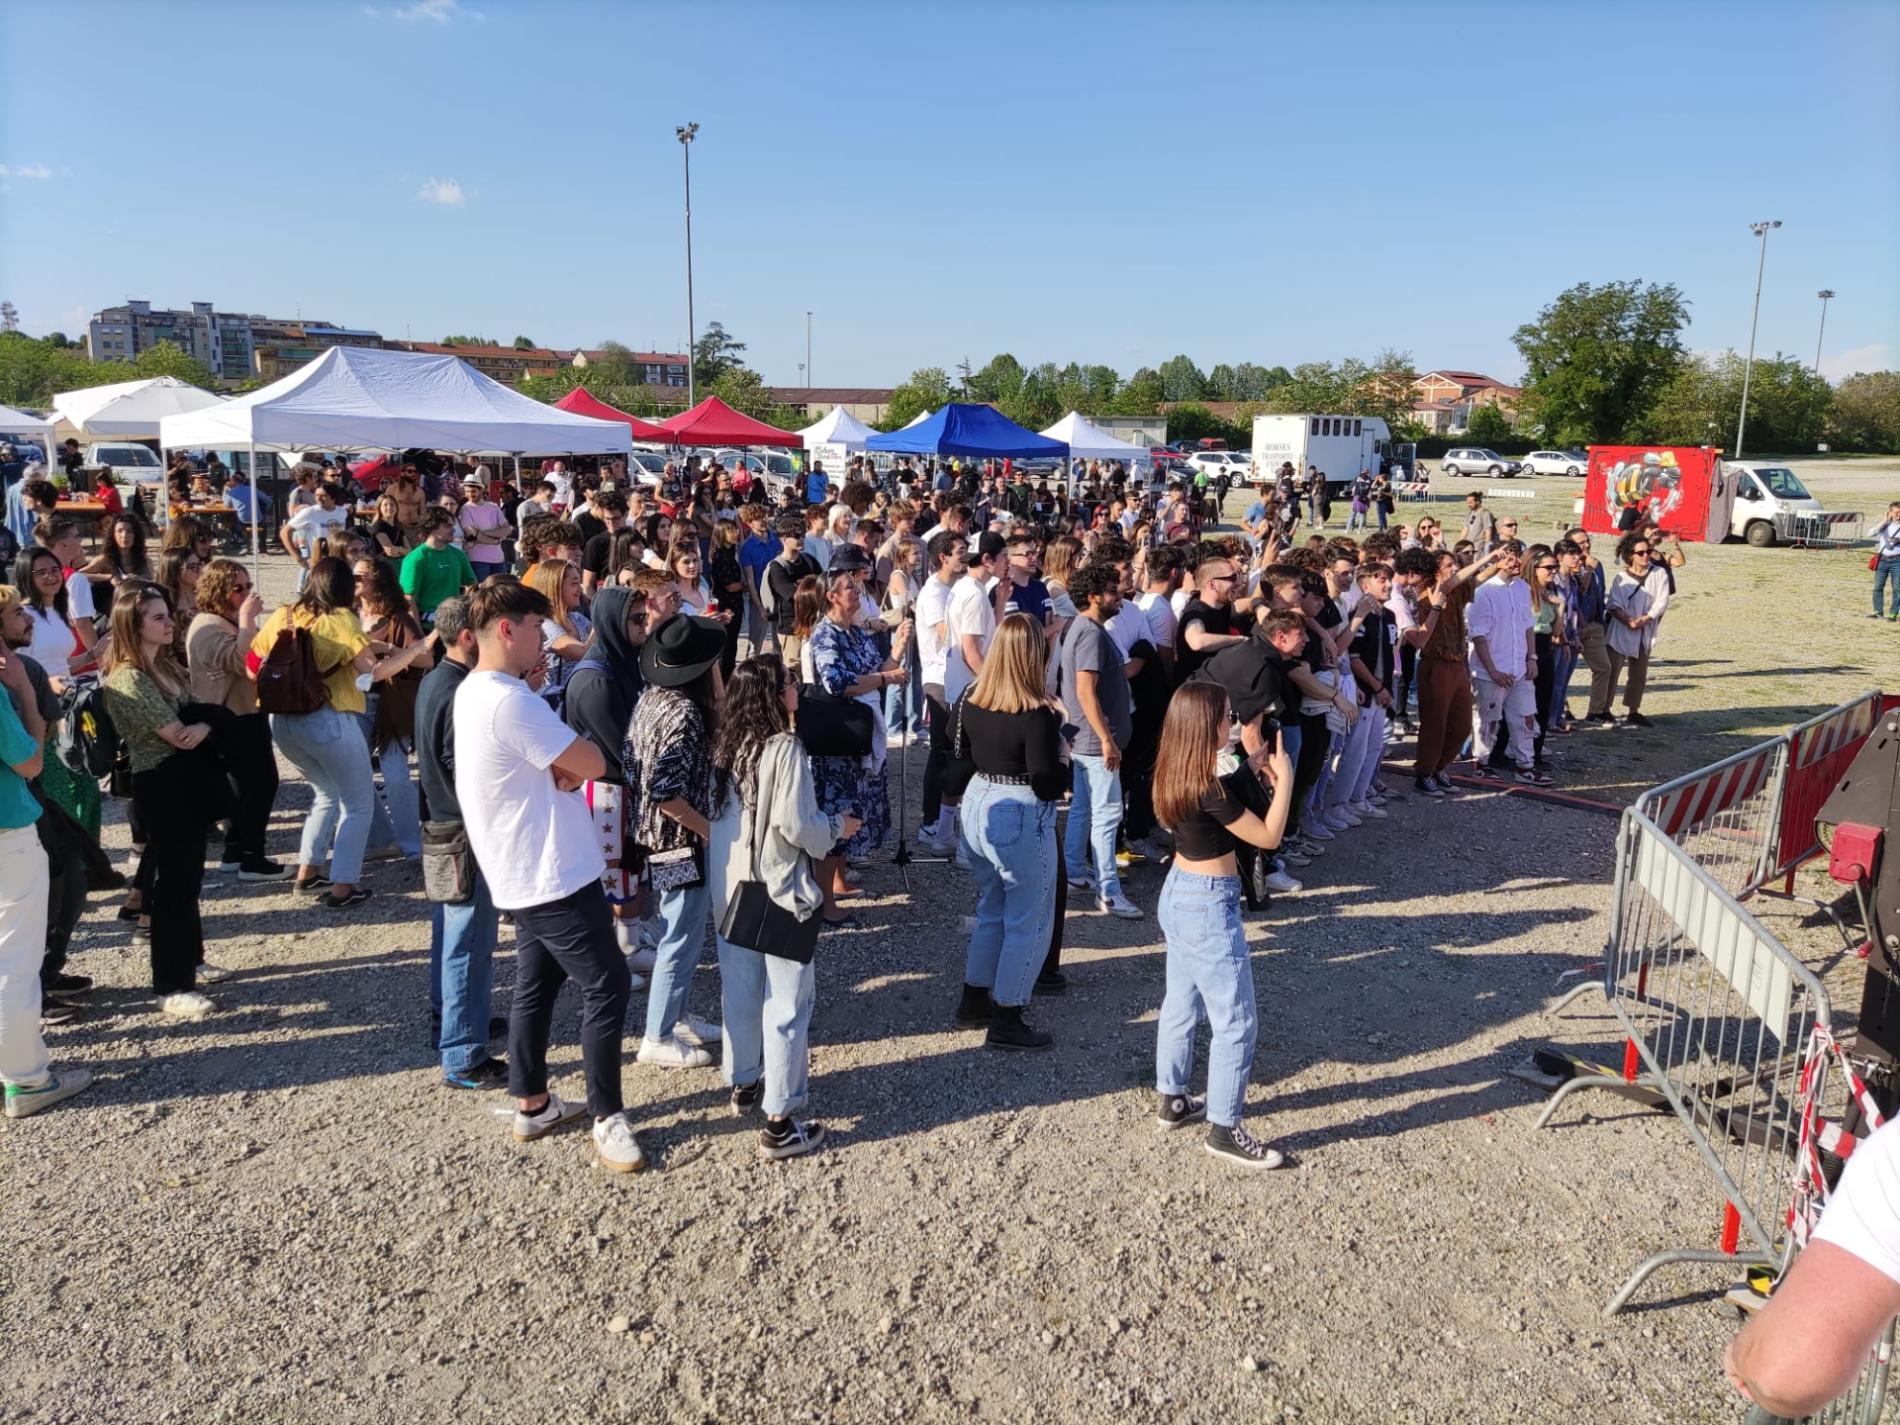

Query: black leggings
left=922, top=686, right=952, bottom=828
left=221, top=712, right=279, bottom=863
left=1397, top=642, right=1418, bottom=721
left=133, top=751, right=214, bottom=994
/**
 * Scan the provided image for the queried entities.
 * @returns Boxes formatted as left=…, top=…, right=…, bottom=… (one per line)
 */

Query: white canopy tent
left=0, top=403, right=58, bottom=463
left=901, top=408, right=934, bottom=429
left=52, top=376, right=226, bottom=440
left=1039, top=411, right=1147, bottom=461
left=159, top=345, right=633, bottom=572
left=796, top=405, right=876, bottom=451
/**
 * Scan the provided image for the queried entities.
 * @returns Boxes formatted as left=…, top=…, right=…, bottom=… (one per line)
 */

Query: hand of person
left=1102, top=742, right=1122, bottom=772
left=0, top=648, right=26, bottom=693
left=1492, top=672, right=1516, bottom=689
left=839, top=813, right=863, bottom=841
left=886, top=666, right=909, bottom=688
left=238, top=591, right=265, bottom=623
left=527, top=663, right=548, bottom=691
left=1376, top=689, right=1394, bottom=711
left=178, top=722, right=212, bottom=750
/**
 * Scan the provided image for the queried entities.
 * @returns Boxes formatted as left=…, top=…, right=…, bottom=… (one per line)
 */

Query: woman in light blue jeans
left=354, top=558, right=425, bottom=857
left=1151, top=683, right=1294, bottom=1169
left=706, top=655, right=849, bottom=1160
left=943, top=614, right=1067, bottom=1051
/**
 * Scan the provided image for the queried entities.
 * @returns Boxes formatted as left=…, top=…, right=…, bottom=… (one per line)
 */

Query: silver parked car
left=1440, top=446, right=1523, bottom=478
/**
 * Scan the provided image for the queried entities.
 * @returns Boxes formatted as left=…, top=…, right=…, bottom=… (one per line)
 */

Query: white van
left=86, top=442, right=166, bottom=485
left=1728, top=463, right=1825, bottom=547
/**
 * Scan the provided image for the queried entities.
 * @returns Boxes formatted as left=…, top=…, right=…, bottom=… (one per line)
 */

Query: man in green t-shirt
left=400, top=509, right=477, bottom=629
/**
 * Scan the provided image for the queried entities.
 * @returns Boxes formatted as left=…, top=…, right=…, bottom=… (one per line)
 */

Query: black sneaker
left=442, top=1056, right=509, bottom=1091
left=759, top=1118, right=827, bottom=1161
left=1156, top=1092, right=1208, bottom=1131
left=985, top=1006, right=1053, bottom=1051
left=294, top=875, right=334, bottom=895
left=1033, top=970, right=1069, bottom=997
left=1588, top=711, right=1616, bottom=725
left=730, top=1081, right=763, bottom=1117
left=1624, top=711, right=1654, bottom=728
left=1431, top=774, right=1459, bottom=796
left=238, top=857, right=291, bottom=883
left=1515, top=768, right=1555, bottom=787
left=323, top=887, right=372, bottom=909
left=40, top=994, right=83, bottom=1026
left=1203, top=1123, right=1287, bottom=1170
left=45, top=972, right=93, bottom=994
left=1414, top=776, right=1446, bottom=800
left=953, top=983, right=994, bottom=1026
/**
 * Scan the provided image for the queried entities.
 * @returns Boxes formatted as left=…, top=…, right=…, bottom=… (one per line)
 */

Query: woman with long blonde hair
left=526, top=557, right=591, bottom=707
left=941, top=612, right=1066, bottom=1051
left=1150, top=682, right=1294, bottom=1169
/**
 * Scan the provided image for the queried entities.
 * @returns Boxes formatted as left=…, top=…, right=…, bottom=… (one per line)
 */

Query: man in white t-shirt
left=1133, top=544, right=1183, bottom=683
left=1726, top=1115, right=1900, bottom=1416
left=453, top=580, right=643, bottom=1173
left=41, top=520, right=97, bottom=633
left=915, top=528, right=964, bottom=851
left=280, top=483, right=350, bottom=589
left=944, top=532, right=1006, bottom=706
left=1466, top=539, right=1548, bottom=785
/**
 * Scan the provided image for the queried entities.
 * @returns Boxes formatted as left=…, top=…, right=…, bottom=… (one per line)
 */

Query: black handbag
left=794, top=683, right=874, bottom=758
left=717, top=750, right=822, bottom=965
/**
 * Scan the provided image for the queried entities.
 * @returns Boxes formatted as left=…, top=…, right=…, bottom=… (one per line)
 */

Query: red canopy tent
left=552, top=386, right=673, bottom=443
left=655, top=396, right=801, bottom=448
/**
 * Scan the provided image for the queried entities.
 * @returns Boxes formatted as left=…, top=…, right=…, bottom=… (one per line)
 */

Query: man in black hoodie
left=562, top=585, right=655, bottom=967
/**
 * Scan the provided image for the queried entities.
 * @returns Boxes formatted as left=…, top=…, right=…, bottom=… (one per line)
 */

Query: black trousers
left=1291, top=712, right=1331, bottom=839
left=41, top=843, right=88, bottom=982
left=1397, top=642, right=1418, bottom=721
left=221, top=712, right=280, bottom=862
left=506, top=882, right=632, bottom=1118
left=133, top=751, right=213, bottom=994
left=922, top=685, right=952, bottom=828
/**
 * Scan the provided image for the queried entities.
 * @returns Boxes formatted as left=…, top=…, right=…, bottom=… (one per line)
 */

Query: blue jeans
left=270, top=704, right=375, bottom=883
left=717, top=934, right=816, bottom=1115
left=645, top=876, right=711, bottom=1041
left=1155, top=869, right=1257, bottom=1128
left=1546, top=644, right=1578, bottom=728
left=1875, top=557, right=1900, bottom=618
left=1064, top=752, right=1124, bottom=900
left=429, top=865, right=498, bottom=1073
left=357, top=701, right=421, bottom=857
left=960, top=777, right=1058, bottom=1008
left=884, top=635, right=923, bottom=735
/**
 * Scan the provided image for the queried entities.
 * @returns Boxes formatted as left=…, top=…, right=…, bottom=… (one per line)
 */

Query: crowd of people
left=0, top=449, right=1688, bottom=1172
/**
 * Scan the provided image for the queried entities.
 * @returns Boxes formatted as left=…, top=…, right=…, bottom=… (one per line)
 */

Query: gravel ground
left=4, top=473, right=1897, bottom=1424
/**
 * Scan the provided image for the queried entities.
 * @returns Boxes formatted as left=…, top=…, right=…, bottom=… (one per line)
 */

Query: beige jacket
left=186, top=612, right=258, bottom=714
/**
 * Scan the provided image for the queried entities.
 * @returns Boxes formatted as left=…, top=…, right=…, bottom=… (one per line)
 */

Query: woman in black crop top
left=1150, top=682, right=1294, bottom=1170
left=942, top=613, right=1064, bottom=1051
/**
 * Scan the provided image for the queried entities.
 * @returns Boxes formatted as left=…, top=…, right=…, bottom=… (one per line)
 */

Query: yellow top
left=250, top=605, right=371, bottom=715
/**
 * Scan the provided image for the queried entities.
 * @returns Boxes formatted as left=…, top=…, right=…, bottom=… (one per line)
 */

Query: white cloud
left=365, top=0, right=482, bottom=21
left=416, top=177, right=470, bottom=206
left=1819, top=344, right=1892, bottom=382
left=0, top=164, right=53, bottom=180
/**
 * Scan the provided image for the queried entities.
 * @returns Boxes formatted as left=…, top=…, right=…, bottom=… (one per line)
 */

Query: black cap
left=827, top=544, right=873, bottom=576
left=974, top=531, right=1006, bottom=562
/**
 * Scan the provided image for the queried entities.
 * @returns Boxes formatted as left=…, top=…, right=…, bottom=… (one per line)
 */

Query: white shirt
left=1169, top=586, right=1194, bottom=620
left=1104, top=601, right=1147, bottom=658
left=914, top=574, right=955, bottom=688
left=452, top=669, right=603, bottom=910
left=1135, top=591, right=1177, bottom=650
left=1466, top=577, right=1535, bottom=681
left=1813, top=1116, right=1900, bottom=1285
left=23, top=605, right=75, bottom=673
left=286, top=502, right=348, bottom=554
left=1607, top=565, right=1673, bottom=657
left=63, top=568, right=95, bottom=624
left=943, top=574, right=997, bottom=704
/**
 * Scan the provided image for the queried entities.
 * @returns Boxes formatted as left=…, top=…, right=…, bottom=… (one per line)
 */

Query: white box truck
left=1249, top=413, right=1412, bottom=492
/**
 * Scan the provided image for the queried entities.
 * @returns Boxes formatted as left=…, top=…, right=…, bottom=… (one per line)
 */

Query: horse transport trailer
left=1250, top=414, right=1408, bottom=492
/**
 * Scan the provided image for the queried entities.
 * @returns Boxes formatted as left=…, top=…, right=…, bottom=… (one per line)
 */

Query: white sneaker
left=1127, top=837, right=1170, bottom=862
left=195, top=962, right=235, bottom=984
left=886, top=730, right=912, bottom=750
left=1351, top=800, right=1389, bottom=820
left=673, top=1013, right=721, bottom=1048
left=512, top=1091, right=588, bottom=1142
left=1065, top=875, right=1095, bottom=891
left=1262, top=869, right=1303, bottom=894
left=1100, top=893, right=1143, bottom=920
left=591, top=1111, right=646, bottom=1173
left=1302, top=820, right=1336, bottom=842
left=626, top=945, right=657, bottom=974
left=158, top=991, right=216, bottom=1019
left=917, top=831, right=955, bottom=857
left=953, top=846, right=972, bottom=870
left=1327, top=807, right=1362, bottom=829
left=637, top=1034, right=714, bottom=1069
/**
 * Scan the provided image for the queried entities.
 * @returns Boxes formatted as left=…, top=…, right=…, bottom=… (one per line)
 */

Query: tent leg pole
left=249, top=441, right=260, bottom=582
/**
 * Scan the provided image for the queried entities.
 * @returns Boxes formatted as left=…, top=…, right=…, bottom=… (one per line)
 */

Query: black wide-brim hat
left=640, top=614, right=727, bottom=688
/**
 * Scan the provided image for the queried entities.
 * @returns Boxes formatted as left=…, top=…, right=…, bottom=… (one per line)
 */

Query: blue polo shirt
left=739, top=532, right=776, bottom=593
left=0, top=696, right=41, bottom=830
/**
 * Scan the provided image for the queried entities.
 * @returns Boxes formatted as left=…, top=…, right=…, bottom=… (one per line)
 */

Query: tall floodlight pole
left=1733, top=219, right=1781, bottom=459
left=1814, top=289, right=1835, bottom=374
left=677, top=122, right=699, bottom=407
left=806, top=310, right=813, bottom=387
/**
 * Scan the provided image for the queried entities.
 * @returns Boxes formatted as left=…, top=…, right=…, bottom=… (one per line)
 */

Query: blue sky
left=3, top=0, right=1895, bottom=389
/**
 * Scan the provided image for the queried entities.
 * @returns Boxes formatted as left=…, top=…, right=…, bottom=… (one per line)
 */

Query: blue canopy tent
left=864, top=402, right=1068, bottom=459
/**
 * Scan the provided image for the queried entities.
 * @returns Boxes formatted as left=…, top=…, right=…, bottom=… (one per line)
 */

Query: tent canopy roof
left=655, top=396, right=802, bottom=448
left=155, top=346, right=632, bottom=455
left=552, top=386, right=673, bottom=442
left=797, top=405, right=877, bottom=451
left=0, top=402, right=58, bottom=452
left=52, top=376, right=226, bottom=440
left=865, top=402, right=1067, bottom=459
left=1039, top=411, right=1146, bottom=460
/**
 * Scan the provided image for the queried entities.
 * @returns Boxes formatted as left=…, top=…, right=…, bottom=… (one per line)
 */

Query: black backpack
left=57, top=678, right=119, bottom=779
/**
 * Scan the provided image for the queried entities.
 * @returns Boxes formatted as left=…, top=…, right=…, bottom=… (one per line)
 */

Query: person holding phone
left=1150, top=682, right=1294, bottom=1170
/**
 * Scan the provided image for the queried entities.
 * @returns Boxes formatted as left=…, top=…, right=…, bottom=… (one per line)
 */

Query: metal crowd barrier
left=1759, top=693, right=1887, bottom=895
left=1637, top=740, right=1789, bottom=902
left=1777, top=512, right=1866, bottom=550
left=1538, top=810, right=1831, bottom=1314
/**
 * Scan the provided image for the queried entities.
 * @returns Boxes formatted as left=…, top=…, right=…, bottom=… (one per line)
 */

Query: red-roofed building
left=1411, top=370, right=1522, bottom=434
